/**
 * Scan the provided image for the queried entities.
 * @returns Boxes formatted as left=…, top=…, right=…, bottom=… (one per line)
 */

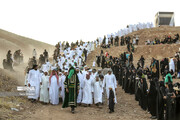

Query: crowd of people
left=25, top=41, right=119, bottom=113
left=145, top=34, right=180, bottom=45
left=95, top=49, right=180, bottom=120
left=3, top=21, right=180, bottom=119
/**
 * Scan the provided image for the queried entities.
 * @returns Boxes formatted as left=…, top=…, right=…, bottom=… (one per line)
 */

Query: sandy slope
left=0, top=29, right=55, bottom=68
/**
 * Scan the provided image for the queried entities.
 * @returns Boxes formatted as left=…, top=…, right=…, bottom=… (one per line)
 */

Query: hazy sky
left=0, top=0, right=179, bottom=45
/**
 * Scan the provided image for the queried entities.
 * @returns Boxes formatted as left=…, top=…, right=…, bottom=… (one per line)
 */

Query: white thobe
left=28, top=69, right=41, bottom=100
left=92, top=61, right=96, bottom=67
left=32, top=50, right=37, bottom=58
left=24, top=73, right=28, bottom=86
left=93, top=80, right=102, bottom=104
left=82, top=78, right=93, bottom=104
left=103, top=74, right=117, bottom=103
left=49, top=76, right=60, bottom=105
left=40, top=75, right=49, bottom=103
left=169, top=59, right=175, bottom=73
left=59, top=75, right=66, bottom=102
left=41, top=64, right=48, bottom=72
left=77, top=72, right=84, bottom=103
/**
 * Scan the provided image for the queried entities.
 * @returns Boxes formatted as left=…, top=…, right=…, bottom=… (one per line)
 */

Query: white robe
left=93, top=80, right=102, bottom=104
left=77, top=72, right=84, bottom=103
left=60, top=75, right=66, bottom=102
left=24, top=73, right=28, bottom=86
left=41, top=64, right=48, bottom=72
left=169, top=59, right=175, bottom=72
left=49, top=76, right=60, bottom=105
left=92, top=61, right=96, bottom=67
left=40, top=75, right=49, bottom=103
left=103, top=74, right=117, bottom=103
left=28, top=69, right=41, bottom=100
left=82, top=78, right=93, bottom=104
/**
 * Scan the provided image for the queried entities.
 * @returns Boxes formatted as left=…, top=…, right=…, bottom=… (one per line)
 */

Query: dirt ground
left=0, top=63, right=152, bottom=120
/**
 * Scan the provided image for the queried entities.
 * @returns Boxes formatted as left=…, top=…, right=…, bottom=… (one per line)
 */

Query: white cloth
left=77, top=72, right=84, bottom=103
left=32, top=49, right=37, bottom=58
left=92, top=61, right=96, bottom=67
left=103, top=74, right=117, bottom=103
left=28, top=69, right=42, bottom=100
left=169, top=59, right=175, bottom=72
left=41, top=64, right=48, bottom=72
left=60, top=75, right=66, bottom=102
left=24, top=73, right=28, bottom=86
left=49, top=76, right=60, bottom=105
left=82, top=78, right=93, bottom=104
left=40, top=75, right=49, bottom=103
left=93, top=80, right=102, bottom=104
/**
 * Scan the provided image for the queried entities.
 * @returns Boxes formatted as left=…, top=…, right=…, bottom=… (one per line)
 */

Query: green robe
left=164, top=73, right=172, bottom=84
left=62, top=68, right=79, bottom=108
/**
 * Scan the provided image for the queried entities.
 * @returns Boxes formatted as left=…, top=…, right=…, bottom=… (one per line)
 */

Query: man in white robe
left=103, top=69, right=117, bottom=103
left=169, top=58, right=175, bottom=73
left=32, top=49, right=37, bottom=59
left=40, top=71, right=49, bottom=104
left=82, top=74, right=93, bottom=106
left=60, top=71, right=66, bottom=102
left=76, top=68, right=84, bottom=104
left=49, top=69, right=60, bottom=105
left=93, top=76, right=102, bottom=106
left=28, top=65, right=42, bottom=102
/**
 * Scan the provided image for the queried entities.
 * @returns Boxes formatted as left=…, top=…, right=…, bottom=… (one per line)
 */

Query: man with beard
left=148, top=78, right=158, bottom=119
left=62, top=65, right=80, bottom=114
left=28, top=65, right=42, bottom=103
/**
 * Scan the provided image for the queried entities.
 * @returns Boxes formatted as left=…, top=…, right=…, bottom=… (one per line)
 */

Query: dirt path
left=23, top=86, right=151, bottom=120
left=1, top=64, right=152, bottom=120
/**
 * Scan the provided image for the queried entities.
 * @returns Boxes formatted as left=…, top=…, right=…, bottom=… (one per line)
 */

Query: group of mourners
left=25, top=41, right=118, bottom=114
left=145, top=33, right=179, bottom=45
left=95, top=49, right=180, bottom=120
left=3, top=49, right=23, bottom=71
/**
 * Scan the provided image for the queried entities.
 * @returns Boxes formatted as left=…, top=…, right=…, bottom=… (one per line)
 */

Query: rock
left=11, top=108, right=19, bottom=112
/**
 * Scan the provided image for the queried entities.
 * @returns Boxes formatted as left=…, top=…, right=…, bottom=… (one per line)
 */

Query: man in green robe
left=62, top=66, right=80, bottom=113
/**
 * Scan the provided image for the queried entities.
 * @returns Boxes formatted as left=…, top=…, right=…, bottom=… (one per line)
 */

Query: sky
left=0, top=0, right=179, bottom=45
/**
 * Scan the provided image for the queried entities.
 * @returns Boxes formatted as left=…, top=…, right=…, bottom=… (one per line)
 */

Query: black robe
left=139, top=78, right=148, bottom=110
left=148, top=80, right=158, bottom=116
left=109, top=89, right=115, bottom=111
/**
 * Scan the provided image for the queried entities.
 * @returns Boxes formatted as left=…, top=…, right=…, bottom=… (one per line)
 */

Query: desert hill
left=0, top=29, right=55, bottom=68
left=126, top=26, right=180, bottom=45
left=86, top=26, right=180, bottom=67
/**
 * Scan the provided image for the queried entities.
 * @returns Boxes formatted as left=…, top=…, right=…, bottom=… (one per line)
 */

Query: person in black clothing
left=128, top=69, right=136, bottom=94
left=156, top=81, right=166, bottom=120
left=148, top=78, right=158, bottom=119
left=139, top=78, right=148, bottom=110
left=164, top=83, right=176, bottom=120
left=83, top=48, right=87, bottom=62
left=96, top=56, right=100, bottom=67
left=110, top=35, right=113, bottom=46
left=140, top=55, right=145, bottom=68
left=109, top=87, right=115, bottom=113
